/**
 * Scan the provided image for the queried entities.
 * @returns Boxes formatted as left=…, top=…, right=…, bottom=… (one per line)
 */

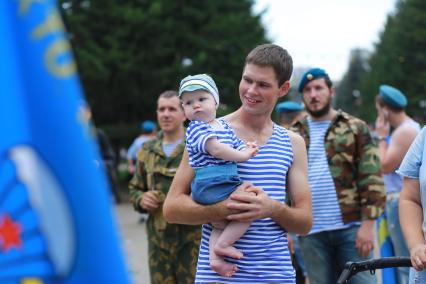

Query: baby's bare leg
left=211, top=220, right=227, bottom=230
left=214, top=183, right=255, bottom=259
left=210, top=226, right=238, bottom=277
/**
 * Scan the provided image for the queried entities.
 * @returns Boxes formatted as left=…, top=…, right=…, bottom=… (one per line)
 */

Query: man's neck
left=226, top=108, right=273, bottom=145
left=309, top=108, right=337, bottom=122
left=389, top=111, right=409, bottom=128
left=240, top=108, right=272, bottom=130
left=162, top=127, right=184, bottom=143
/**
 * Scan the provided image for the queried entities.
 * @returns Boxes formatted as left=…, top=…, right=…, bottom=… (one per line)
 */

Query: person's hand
left=410, top=243, right=426, bottom=271
left=375, top=110, right=390, bottom=138
left=128, top=164, right=135, bottom=175
left=240, top=141, right=259, bottom=160
left=246, top=141, right=258, bottom=149
left=139, top=191, right=161, bottom=212
left=226, top=184, right=274, bottom=222
left=355, top=220, right=375, bottom=258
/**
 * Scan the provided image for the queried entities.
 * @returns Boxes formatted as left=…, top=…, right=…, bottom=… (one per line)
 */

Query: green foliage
left=60, top=0, right=269, bottom=131
left=359, top=0, right=426, bottom=123
left=335, top=49, right=369, bottom=118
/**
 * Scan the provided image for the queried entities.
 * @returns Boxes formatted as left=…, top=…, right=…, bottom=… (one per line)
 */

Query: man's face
left=302, top=78, right=333, bottom=118
left=156, top=96, right=186, bottom=133
left=239, top=63, right=288, bottom=115
left=375, top=101, right=389, bottom=120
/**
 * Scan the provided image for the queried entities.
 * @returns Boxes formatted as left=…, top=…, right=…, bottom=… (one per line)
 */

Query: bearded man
left=291, top=68, right=385, bottom=284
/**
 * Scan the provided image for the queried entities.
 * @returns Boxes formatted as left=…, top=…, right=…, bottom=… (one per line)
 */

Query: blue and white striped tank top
left=195, top=120, right=295, bottom=283
left=307, top=119, right=348, bottom=234
left=186, top=119, right=242, bottom=169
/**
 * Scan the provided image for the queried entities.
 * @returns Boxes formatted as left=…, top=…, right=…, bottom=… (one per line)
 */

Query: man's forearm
left=163, top=192, right=228, bottom=225
left=378, top=139, right=393, bottom=173
left=128, top=187, right=145, bottom=213
left=271, top=201, right=312, bottom=235
left=400, top=199, right=424, bottom=250
left=163, top=148, right=231, bottom=225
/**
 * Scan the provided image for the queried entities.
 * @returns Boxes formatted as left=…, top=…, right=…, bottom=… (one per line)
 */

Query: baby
left=179, top=74, right=258, bottom=277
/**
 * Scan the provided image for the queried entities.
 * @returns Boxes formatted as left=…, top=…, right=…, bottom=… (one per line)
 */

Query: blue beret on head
left=379, top=85, right=407, bottom=109
left=141, top=120, right=156, bottom=132
left=298, top=68, right=330, bottom=93
left=276, top=101, right=303, bottom=114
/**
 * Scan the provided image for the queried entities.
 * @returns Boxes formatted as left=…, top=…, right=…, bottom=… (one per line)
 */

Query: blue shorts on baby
left=191, top=163, right=243, bottom=205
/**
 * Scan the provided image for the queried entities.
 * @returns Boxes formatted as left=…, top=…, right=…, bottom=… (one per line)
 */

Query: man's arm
left=273, top=131, right=312, bottom=234
left=128, top=147, right=148, bottom=213
left=355, top=122, right=386, bottom=256
left=163, top=149, right=232, bottom=224
left=355, top=219, right=376, bottom=257
left=226, top=131, right=312, bottom=235
left=399, top=177, right=426, bottom=271
left=356, top=122, right=386, bottom=219
left=378, top=127, right=419, bottom=173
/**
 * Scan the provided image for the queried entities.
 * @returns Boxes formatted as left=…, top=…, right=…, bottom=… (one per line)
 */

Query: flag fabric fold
left=377, top=213, right=397, bottom=284
left=0, top=1, right=130, bottom=283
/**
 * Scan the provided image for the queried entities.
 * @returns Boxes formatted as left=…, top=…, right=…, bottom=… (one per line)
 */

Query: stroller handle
left=337, top=256, right=412, bottom=284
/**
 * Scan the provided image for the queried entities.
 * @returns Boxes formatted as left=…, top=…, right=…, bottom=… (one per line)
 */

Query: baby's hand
left=242, top=142, right=259, bottom=159
left=233, top=142, right=259, bottom=162
left=246, top=141, right=258, bottom=148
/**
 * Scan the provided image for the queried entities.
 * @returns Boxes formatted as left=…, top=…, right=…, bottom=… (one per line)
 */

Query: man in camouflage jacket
left=129, top=90, right=200, bottom=284
left=290, top=68, right=385, bottom=284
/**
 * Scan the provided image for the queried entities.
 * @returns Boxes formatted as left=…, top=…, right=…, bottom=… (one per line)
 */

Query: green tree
left=335, top=49, right=369, bottom=117
left=60, top=0, right=269, bottom=128
left=359, top=0, right=426, bottom=123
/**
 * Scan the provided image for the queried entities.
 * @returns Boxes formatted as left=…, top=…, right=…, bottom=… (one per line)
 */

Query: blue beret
left=298, top=68, right=330, bottom=92
left=379, top=85, right=407, bottom=109
left=276, top=101, right=303, bottom=114
left=141, top=120, right=156, bottom=132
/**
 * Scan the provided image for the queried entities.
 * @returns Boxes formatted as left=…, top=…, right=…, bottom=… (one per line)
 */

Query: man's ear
left=278, top=81, right=291, bottom=98
left=330, top=86, right=336, bottom=98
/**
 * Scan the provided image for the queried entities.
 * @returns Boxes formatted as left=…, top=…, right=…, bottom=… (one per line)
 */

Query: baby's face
left=181, top=90, right=217, bottom=122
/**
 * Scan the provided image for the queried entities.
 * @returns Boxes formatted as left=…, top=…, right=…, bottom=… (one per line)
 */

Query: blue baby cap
left=179, top=74, right=219, bottom=108
left=298, top=68, right=330, bottom=93
left=141, top=120, right=156, bottom=132
left=379, top=85, right=407, bottom=109
left=276, top=101, right=303, bottom=114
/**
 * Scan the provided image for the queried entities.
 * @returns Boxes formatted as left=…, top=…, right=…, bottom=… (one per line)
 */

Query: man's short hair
left=157, top=90, right=182, bottom=110
left=245, top=44, right=293, bottom=86
left=158, top=90, right=178, bottom=99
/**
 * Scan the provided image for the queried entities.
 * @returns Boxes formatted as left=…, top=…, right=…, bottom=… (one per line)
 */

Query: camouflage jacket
left=129, top=131, right=201, bottom=248
left=291, top=110, right=385, bottom=223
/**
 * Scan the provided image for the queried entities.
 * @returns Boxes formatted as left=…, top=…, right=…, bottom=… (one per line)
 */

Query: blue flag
left=0, top=1, right=130, bottom=283
left=377, top=213, right=397, bottom=284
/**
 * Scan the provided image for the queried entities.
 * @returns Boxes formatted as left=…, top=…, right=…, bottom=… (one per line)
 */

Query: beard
left=305, top=100, right=332, bottom=118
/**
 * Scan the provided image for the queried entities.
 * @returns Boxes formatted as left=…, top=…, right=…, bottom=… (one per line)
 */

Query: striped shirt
left=162, top=139, right=183, bottom=157
left=307, top=119, right=349, bottom=234
left=195, top=119, right=295, bottom=283
left=186, top=120, right=243, bottom=169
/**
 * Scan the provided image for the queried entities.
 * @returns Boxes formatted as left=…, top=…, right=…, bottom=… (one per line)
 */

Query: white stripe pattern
left=307, top=119, right=347, bottom=234
left=186, top=120, right=242, bottom=169
left=195, top=120, right=295, bottom=283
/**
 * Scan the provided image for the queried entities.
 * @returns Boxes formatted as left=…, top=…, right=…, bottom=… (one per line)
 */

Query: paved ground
left=114, top=202, right=150, bottom=284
